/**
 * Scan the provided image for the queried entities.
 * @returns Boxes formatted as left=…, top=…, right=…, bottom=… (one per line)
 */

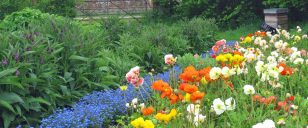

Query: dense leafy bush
left=152, top=0, right=179, bottom=18
left=182, top=18, right=218, bottom=53
left=0, top=0, right=76, bottom=20
left=117, top=18, right=217, bottom=71
left=152, top=0, right=308, bottom=28
left=0, top=9, right=121, bottom=127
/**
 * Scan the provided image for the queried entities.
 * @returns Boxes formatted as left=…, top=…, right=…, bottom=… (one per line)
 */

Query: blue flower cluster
left=40, top=67, right=181, bottom=128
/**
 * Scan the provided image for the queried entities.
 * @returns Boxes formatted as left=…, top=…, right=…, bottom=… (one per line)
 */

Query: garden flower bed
left=41, top=27, right=308, bottom=128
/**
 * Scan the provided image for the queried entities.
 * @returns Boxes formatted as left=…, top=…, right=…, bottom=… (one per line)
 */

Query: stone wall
left=76, top=0, right=152, bottom=16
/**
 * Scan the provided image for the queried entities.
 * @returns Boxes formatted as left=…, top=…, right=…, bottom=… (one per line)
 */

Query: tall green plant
left=0, top=9, right=117, bottom=127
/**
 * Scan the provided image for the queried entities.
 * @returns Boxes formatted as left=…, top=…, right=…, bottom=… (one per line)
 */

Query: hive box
left=264, top=8, right=289, bottom=30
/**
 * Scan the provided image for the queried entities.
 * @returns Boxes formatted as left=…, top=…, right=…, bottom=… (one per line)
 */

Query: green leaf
left=22, top=51, right=36, bottom=56
left=99, top=66, right=110, bottom=72
left=0, top=100, right=16, bottom=113
left=2, top=111, right=15, bottom=128
left=69, top=55, right=89, bottom=62
left=0, top=67, right=18, bottom=78
left=0, top=92, right=24, bottom=104
left=60, top=85, right=69, bottom=95
left=0, top=76, right=23, bottom=89
left=52, top=47, right=64, bottom=55
left=27, top=97, right=51, bottom=106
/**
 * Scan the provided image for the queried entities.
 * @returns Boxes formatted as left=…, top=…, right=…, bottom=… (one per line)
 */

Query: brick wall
left=76, top=0, right=152, bottom=16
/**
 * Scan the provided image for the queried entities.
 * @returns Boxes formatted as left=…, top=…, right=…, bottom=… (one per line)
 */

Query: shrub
left=182, top=18, right=218, bottom=53
left=152, top=0, right=263, bottom=28
left=0, top=9, right=118, bottom=127
left=116, top=18, right=217, bottom=72
left=0, top=0, right=76, bottom=20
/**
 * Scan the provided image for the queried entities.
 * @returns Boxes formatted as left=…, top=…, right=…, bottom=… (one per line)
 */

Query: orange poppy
left=199, top=67, right=211, bottom=81
left=233, top=51, right=243, bottom=56
left=190, top=91, right=205, bottom=103
left=152, top=80, right=170, bottom=91
left=169, top=94, right=180, bottom=104
left=179, top=83, right=189, bottom=90
left=179, top=66, right=201, bottom=83
left=264, top=96, right=277, bottom=105
left=178, top=93, right=184, bottom=101
left=142, top=106, right=154, bottom=116
left=183, top=84, right=198, bottom=94
left=247, top=33, right=254, bottom=37
left=252, top=94, right=262, bottom=102
left=161, top=86, right=172, bottom=98
left=261, top=31, right=266, bottom=37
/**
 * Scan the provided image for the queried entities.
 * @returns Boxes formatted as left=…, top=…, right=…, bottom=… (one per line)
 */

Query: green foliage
left=0, top=8, right=219, bottom=127
left=0, top=9, right=118, bottom=127
left=0, top=0, right=76, bottom=20
left=36, top=0, right=76, bottom=17
left=0, top=8, right=61, bottom=30
left=179, top=0, right=263, bottom=28
left=116, top=18, right=217, bottom=71
left=152, top=0, right=179, bottom=18
left=152, top=0, right=263, bottom=28
left=177, top=53, right=216, bottom=70
left=152, top=0, right=308, bottom=28
left=262, top=0, right=308, bottom=21
left=182, top=18, right=218, bottom=53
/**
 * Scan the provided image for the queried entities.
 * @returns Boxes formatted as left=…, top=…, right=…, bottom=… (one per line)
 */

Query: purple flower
left=15, top=69, right=20, bottom=76
left=2, top=59, right=8, bottom=66
left=14, top=53, right=20, bottom=62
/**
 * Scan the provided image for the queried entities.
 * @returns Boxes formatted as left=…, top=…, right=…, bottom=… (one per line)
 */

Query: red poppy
left=277, top=63, right=293, bottom=76
left=179, top=83, right=189, bottom=90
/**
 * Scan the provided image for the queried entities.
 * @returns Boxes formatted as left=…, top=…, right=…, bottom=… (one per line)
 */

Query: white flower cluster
left=255, top=61, right=280, bottom=82
left=289, top=47, right=304, bottom=65
left=210, top=66, right=245, bottom=80
left=221, top=67, right=236, bottom=78
left=274, top=40, right=288, bottom=51
left=211, top=97, right=236, bottom=115
left=252, top=119, right=276, bottom=128
left=243, top=85, right=255, bottom=95
left=186, top=104, right=206, bottom=126
left=126, top=98, right=144, bottom=109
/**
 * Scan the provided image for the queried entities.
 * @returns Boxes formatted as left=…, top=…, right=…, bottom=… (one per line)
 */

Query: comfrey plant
left=40, top=67, right=181, bottom=128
